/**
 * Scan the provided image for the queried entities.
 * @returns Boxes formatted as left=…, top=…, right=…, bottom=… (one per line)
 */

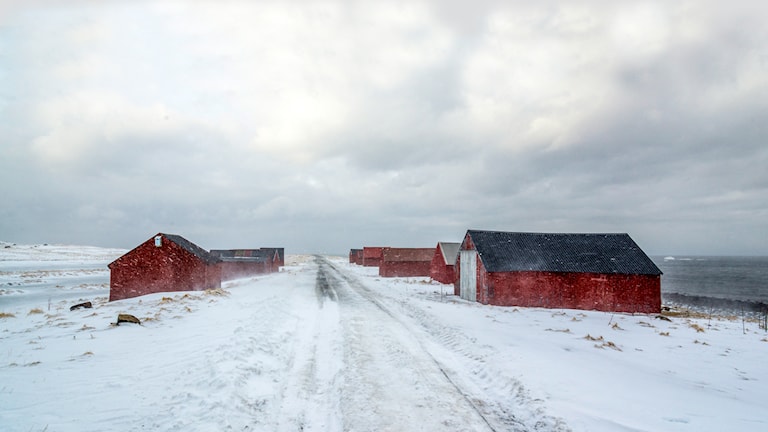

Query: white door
left=459, top=250, right=477, bottom=302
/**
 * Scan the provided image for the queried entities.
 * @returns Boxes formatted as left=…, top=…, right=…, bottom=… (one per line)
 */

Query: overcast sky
left=1, top=0, right=766, bottom=256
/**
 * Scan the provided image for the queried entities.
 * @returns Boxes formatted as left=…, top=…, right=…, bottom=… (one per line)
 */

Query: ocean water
left=652, top=256, right=768, bottom=313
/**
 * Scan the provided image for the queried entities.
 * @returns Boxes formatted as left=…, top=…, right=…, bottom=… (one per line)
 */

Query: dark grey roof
left=163, top=234, right=221, bottom=265
left=466, top=230, right=662, bottom=275
left=209, top=249, right=271, bottom=263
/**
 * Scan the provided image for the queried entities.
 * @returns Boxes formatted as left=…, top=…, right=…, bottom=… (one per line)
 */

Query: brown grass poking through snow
left=689, top=323, right=706, bottom=333
left=28, top=308, right=44, bottom=315
left=597, top=341, right=622, bottom=351
left=0, top=312, right=16, bottom=319
left=205, top=288, right=229, bottom=297
left=584, top=334, right=621, bottom=350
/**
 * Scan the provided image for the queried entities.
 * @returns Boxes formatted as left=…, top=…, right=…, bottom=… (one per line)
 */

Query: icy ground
left=1, top=244, right=767, bottom=431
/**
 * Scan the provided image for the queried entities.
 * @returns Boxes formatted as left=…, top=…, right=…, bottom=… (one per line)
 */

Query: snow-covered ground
left=1, top=244, right=767, bottom=432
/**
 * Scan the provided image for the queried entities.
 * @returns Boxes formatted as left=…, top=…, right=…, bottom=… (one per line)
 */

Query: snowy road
left=318, top=257, right=496, bottom=431
left=311, top=256, right=564, bottom=432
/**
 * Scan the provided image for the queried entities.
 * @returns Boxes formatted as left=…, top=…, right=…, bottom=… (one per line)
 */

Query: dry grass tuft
left=159, top=296, right=175, bottom=303
left=205, top=288, right=230, bottom=296
left=28, top=308, right=44, bottom=315
left=0, top=312, right=16, bottom=319
left=694, top=339, right=709, bottom=346
left=611, top=322, right=624, bottom=331
left=637, top=321, right=655, bottom=328
left=597, top=341, right=622, bottom=351
left=545, top=328, right=571, bottom=333
left=82, top=351, right=94, bottom=356
left=659, top=331, right=670, bottom=337
left=79, top=324, right=95, bottom=331
left=689, top=323, right=706, bottom=333
left=660, top=307, right=710, bottom=319
left=584, top=334, right=604, bottom=342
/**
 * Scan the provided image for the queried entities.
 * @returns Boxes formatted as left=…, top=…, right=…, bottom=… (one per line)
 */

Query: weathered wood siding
left=477, top=270, right=661, bottom=313
left=109, top=234, right=221, bottom=301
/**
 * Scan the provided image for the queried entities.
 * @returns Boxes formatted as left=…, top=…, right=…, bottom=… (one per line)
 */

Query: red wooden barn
left=379, top=248, right=435, bottom=277
left=455, top=230, right=662, bottom=313
left=349, top=248, right=363, bottom=264
left=261, top=248, right=285, bottom=268
left=362, top=247, right=386, bottom=267
left=210, top=249, right=278, bottom=280
left=108, top=233, right=221, bottom=302
left=429, top=242, right=460, bottom=284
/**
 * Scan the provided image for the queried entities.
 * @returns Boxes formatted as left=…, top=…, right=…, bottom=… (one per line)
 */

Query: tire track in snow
left=323, top=258, right=570, bottom=432
left=318, top=257, right=496, bottom=432
left=273, top=257, right=344, bottom=432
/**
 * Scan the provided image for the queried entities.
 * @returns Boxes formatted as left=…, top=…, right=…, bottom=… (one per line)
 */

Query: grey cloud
left=1, top=1, right=767, bottom=255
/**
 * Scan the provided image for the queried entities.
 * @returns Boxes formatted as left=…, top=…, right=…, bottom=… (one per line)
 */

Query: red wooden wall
left=362, top=247, right=385, bottom=267
left=476, top=267, right=661, bottom=313
left=379, top=260, right=432, bottom=277
left=109, top=235, right=221, bottom=301
left=219, top=260, right=272, bottom=281
left=429, top=247, right=455, bottom=284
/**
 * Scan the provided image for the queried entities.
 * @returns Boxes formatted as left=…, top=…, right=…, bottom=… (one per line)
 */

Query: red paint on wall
left=211, top=248, right=280, bottom=281
left=379, top=248, right=434, bottom=277
left=349, top=249, right=362, bottom=264
left=362, top=247, right=386, bottom=267
left=261, top=248, right=285, bottom=268
left=109, top=233, right=221, bottom=301
left=476, top=266, right=661, bottom=313
left=219, top=260, right=271, bottom=280
left=429, top=244, right=456, bottom=284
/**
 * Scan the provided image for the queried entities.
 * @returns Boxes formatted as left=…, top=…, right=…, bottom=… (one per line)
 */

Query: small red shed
left=379, top=248, right=435, bottom=277
left=362, top=247, right=386, bottom=267
left=349, top=248, right=363, bottom=264
left=261, top=248, right=285, bottom=268
left=429, top=242, right=460, bottom=284
left=109, top=233, right=221, bottom=302
left=210, top=249, right=277, bottom=280
left=455, top=230, right=662, bottom=313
